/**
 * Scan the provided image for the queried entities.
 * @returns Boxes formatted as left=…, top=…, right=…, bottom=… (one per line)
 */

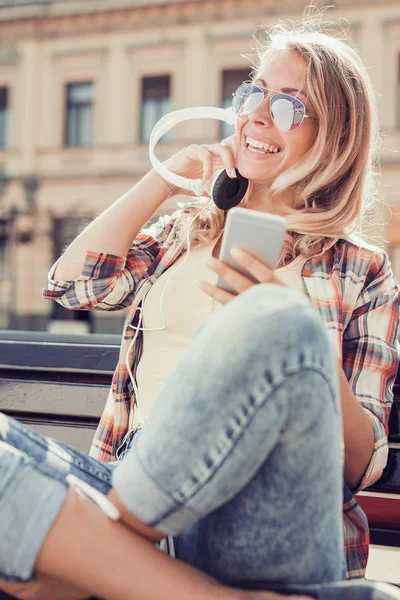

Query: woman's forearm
left=338, top=364, right=375, bottom=490
left=35, top=488, right=242, bottom=600
left=54, top=170, right=173, bottom=282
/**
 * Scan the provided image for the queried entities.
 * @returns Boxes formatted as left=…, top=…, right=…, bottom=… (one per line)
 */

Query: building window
left=0, top=87, right=9, bottom=149
left=140, top=75, right=171, bottom=143
left=65, top=82, right=93, bottom=147
left=220, top=68, right=251, bottom=139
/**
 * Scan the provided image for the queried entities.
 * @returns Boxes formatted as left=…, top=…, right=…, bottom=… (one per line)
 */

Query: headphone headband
left=149, top=107, right=236, bottom=196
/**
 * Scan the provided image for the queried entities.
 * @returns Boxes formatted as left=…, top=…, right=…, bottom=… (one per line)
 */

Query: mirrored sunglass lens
left=271, top=95, right=306, bottom=132
left=270, top=97, right=297, bottom=132
left=233, top=84, right=264, bottom=116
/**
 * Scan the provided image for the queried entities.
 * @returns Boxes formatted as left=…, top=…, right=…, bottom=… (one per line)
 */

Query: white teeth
left=248, top=146, right=266, bottom=154
left=245, top=136, right=280, bottom=154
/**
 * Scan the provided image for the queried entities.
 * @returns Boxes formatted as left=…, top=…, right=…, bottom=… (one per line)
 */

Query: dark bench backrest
left=371, top=370, right=400, bottom=492
left=0, top=331, right=118, bottom=453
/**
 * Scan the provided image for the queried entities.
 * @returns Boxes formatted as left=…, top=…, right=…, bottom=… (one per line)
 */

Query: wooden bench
left=0, top=331, right=117, bottom=452
left=0, top=330, right=399, bottom=552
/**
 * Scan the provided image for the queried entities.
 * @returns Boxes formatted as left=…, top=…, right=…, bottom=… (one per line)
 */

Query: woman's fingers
left=183, top=144, right=215, bottom=185
left=205, top=257, right=254, bottom=294
left=196, top=146, right=215, bottom=184
left=185, top=143, right=236, bottom=188
left=163, top=138, right=238, bottom=196
left=203, top=140, right=237, bottom=180
left=199, top=250, right=285, bottom=304
left=196, top=279, right=236, bottom=305
left=230, top=249, right=285, bottom=286
left=197, top=247, right=286, bottom=306
left=213, top=143, right=237, bottom=178
left=221, top=134, right=239, bottom=164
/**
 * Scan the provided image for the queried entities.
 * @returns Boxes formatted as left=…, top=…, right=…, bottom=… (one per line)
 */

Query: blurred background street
left=0, top=0, right=399, bottom=337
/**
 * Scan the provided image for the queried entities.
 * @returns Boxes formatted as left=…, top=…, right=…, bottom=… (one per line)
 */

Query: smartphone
left=217, top=207, right=287, bottom=294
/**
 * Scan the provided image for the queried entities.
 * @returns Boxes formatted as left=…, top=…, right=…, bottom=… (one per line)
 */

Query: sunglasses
left=232, top=82, right=317, bottom=133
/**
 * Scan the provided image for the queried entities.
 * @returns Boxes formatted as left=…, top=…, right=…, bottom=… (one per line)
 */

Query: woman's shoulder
left=333, top=232, right=384, bottom=255
left=319, top=235, right=398, bottom=293
left=305, top=237, right=398, bottom=316
left=324, top=235, right=390, bottom=272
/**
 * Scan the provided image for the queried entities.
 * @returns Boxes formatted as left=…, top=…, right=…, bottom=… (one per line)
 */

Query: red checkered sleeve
left=342, top=252, right=400, bottom=492
left=43, top=213, right=180, bottom=311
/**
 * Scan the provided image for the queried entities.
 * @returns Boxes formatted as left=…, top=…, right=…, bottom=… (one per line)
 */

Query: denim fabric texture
left=0, top=415, right=114, bottom=582
left=46, top=207, right=400, bottom=578
left=0, top=285, right=345, bottom=589
left=114, top=285, right=344, bottom=584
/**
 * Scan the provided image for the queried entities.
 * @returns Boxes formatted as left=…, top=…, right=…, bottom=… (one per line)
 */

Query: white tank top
left=135, top=243, right=307, bottom=421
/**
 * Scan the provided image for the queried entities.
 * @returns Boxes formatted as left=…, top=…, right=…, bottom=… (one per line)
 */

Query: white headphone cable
left=126, top=199, right=212, bottom=428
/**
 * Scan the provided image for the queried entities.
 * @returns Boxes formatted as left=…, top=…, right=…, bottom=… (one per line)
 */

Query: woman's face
left=235, top=49, right=319, bottom=189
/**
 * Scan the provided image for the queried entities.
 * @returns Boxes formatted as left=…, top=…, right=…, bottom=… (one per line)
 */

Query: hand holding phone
left=217, top=207, right=287, bottom=294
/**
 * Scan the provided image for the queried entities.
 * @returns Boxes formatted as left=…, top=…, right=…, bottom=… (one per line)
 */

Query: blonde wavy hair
left=178, top=11, right=381, bottom=264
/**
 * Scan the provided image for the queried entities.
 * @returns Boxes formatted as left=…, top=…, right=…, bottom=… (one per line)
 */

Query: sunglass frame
left=232, top=82, right=316, bottom=133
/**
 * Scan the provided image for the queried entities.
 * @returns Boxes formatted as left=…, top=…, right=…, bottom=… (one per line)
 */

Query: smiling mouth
left=244, top=135, right=282, bottom=155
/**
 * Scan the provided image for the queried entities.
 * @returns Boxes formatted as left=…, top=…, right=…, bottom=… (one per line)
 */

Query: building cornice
left=0, top=0, right=398, bottom=41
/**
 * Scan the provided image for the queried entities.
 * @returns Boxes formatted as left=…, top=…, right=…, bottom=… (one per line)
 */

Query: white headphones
left=127, top=106, right=251, bottom=430
left=149, top=106, right=249, bottom=210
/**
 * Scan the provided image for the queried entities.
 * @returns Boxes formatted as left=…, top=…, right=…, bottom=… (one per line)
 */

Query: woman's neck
left=246, top=182, right=296, bottom=215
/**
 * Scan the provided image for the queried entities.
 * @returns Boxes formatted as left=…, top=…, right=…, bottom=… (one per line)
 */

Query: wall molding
left=0, top=0, right=395, bottom=41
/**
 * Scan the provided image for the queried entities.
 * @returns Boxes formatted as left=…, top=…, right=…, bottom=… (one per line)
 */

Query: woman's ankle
left=0, top=576, right=88, bottom=600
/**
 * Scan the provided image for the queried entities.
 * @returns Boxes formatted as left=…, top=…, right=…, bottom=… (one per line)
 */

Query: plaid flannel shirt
left=44, top=207, right=400, bottom=579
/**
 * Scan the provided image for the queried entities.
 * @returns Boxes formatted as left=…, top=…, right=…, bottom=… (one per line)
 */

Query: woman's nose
left=247, top=97, right=274, bottom=128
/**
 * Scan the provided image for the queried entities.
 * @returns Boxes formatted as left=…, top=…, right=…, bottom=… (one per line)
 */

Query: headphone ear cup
left=211, top=169, right=249, bottom=210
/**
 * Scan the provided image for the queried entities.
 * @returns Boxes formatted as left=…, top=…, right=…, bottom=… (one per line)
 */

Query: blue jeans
left=0, top=285, right=345, bottom=589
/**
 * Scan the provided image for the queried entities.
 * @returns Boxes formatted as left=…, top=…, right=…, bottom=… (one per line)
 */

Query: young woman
left=1, top=15, right=399, bottom=600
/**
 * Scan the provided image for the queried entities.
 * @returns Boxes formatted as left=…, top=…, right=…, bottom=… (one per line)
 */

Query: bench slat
left=357, top=491, right=400, bottom=530
left=0, top=379, right=108, bottom=419
left=0, top=333, right=120, bottom=375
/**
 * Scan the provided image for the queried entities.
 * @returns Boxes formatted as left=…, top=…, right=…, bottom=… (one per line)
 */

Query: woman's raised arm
left=54, top=170, right=173, bottom=282
left=54, top=139, right=237, bottom=282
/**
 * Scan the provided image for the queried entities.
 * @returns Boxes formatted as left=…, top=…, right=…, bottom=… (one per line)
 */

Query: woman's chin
left=237, top=165, right=276, bottom=186
left=236, top=156, right=274, bottom=182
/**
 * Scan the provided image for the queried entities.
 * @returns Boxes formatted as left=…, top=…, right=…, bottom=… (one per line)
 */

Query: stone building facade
left=0, top=0, right=399, bottom=333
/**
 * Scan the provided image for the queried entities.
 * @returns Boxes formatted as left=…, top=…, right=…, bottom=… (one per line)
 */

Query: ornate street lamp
left=0, top=165, right=39, bottom=211
left=0, top=166, right=40, bottom=329
left=22, top=175, right=39, bottom=211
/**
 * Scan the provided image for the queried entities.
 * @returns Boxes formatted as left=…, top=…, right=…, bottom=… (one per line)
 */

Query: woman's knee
left=222, top=284, right=330, bottom=361
left=241, top=282, right=315, bottom=317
